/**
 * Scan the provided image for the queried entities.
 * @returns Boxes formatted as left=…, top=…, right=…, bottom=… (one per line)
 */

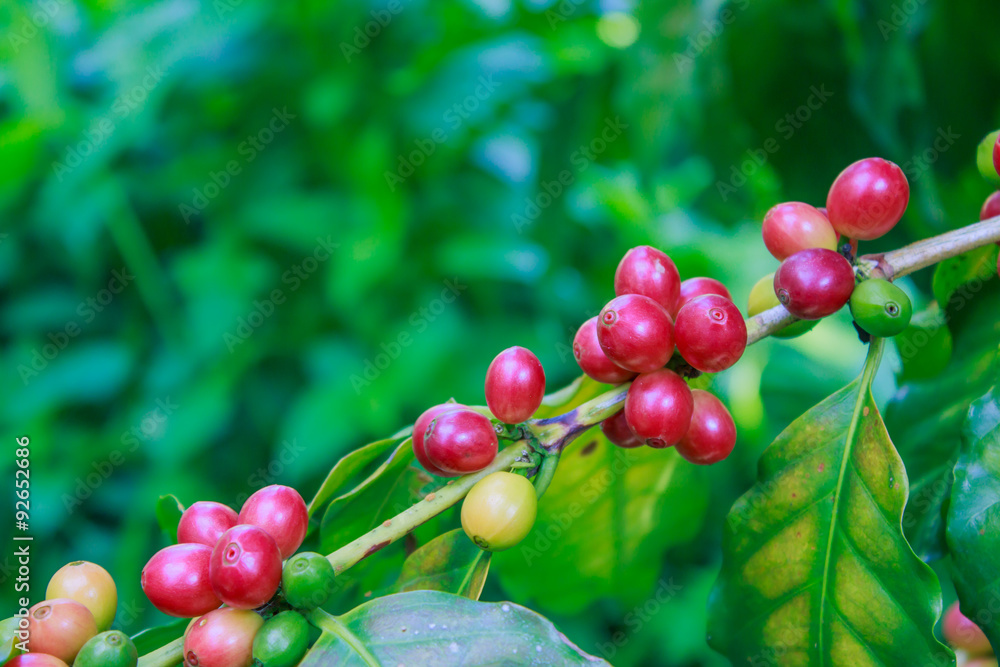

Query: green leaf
left=155, top=494, right=184, bottom=543
left=708, top=341, right=953, bottom=666
left=932, top=244, right=998, bottom=308
left=301, top=591, right=609, bottom=666
left=130, top=617, right=188, bottom=655
left=393, top=529, right=490, bottom=600
left=307, top=436, right=404, bottom=517
left=946, top=382, right=1000, bottom=651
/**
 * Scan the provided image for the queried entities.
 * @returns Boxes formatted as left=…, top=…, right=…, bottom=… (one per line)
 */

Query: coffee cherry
left=413, top=403, right=465, bottom=477
left=624, top=369, right=693, bottom=448
left=424, top=409, right=498, bottom=474
left=995, top=133, right=1000, bottom=179
left=25, top=599, right=97, bottom=663
left=942, top=601, right=992, bottom=656
left=282, top=552, right=335, bottom=610
left=485, top=346, right=545, bottom=424
left=773, top=248, right=855, bottom=320
left=572, top=317, right=636, bottom=384
left=980, top=191, right=1000, bottom=221
left=676, top=390, right=737, bottom=465
left=747, top=274, right=817, bottom=338
left=184, top=607, right=263, bottom=667
left=964, top=659, right=999, bottom=667
left=600, top=410, right=642, bottom=448
left=74, top=631, right=138, bottom=667
left=46, top=560, right=117, bottom=631
left=210, top=525, right=283, bottom=609
left=762, top=202, right=839, bottom=260
left=597, top=294, right=674, bottom=373
left=678, top=277, right=732, bottom=309
left=614, top=245, right=682, bottom=315
left=674, top=295, right=747, bottom=373
left=141, top=544, right=221, bottom=617
left=461, top=472, right=537, bottom=551
left=238, top=485, right=308, bottom=559
left=826, top=158, right=909, bottom=240
left=252, top=611, right=310, bottom=667
left=978, top=130, right=1000, bottom=184
left=5, top=656, right=70, bottom=667
left=178, top=502, right=239, bottom=548
left=849, top=279, right=912, bottom=338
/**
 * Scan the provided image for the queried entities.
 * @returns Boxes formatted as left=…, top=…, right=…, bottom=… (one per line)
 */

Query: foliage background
left=1, top=0, right=999, bottom=664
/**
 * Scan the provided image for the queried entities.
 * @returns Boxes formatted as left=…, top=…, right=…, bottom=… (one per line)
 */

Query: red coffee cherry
left=597, top=295, right=674, bottom=373
left=614, top=245, right=682, bottom=316
left=210, top=525, right=283, bottom=610
left=980, top=191, right=1000, bottom=221
left=572, top=317, right=636, bottom=384
left=624, top=370, right=694, bottom=448
left=24, top=598, right=98, bottom=663
left=942, top=601, right=992, bottom=656
left=238, top=485, right=308, bottom=559
left=485, top=346, right=546, bottom=424
left=424, top=409, right=499, bottom=474
left=178, top=501, right=239, bottom=548
left=5, top=655, right=71, bottom=667
left=413, top=403, right=465, bottom=477
left=826, top=157, right=909, bottom=240
left=773, top=248, right=855, bottom=320
left=184, top=607, right=264, bottom=667
left=678, top=277, right=732, bottom=309
left=676, top=390, right=737, bottom=465
left=762, top=201, right=839, bottom=260
left=141, top=544, right=221, bottom=618
left=600, top=410, right=642, bottom=448
left=673, top=295, right=747, bottom=373
left=995, top=134, right=1000, bottom=178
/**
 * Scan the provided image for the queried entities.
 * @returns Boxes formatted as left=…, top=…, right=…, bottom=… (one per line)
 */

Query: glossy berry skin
left=424, top=409, right=498, bottom=474
left=676, top=390, right=737, bottom=465
left=624, top=369, right=694, bottom=448
left=24, top=598, right=98, bottom=663
left=978, top=130, right=1000, bottom=184
left=45, top=560, right=117, bottom=631
left=178, top=502, right=240, bottom=549
left=943, top=602, right=992, bottom=656
left=747, top=274, right=817, bottom=338
left=674, top=295, right=747, bottom=373
left=281, top=551, right=336, bottom=610
left=210, top=525, right=283, bottom=610
left=678, top=277, right=732, bottom=309
left=485, top=346, right=545, bottom=424
left=238, top=485, right=308, bottom=560
left=826, top=158, right=909, bottom=240
left=774, top=248, right=855, bottom=320
left=141, top=544, right=221, bottom=618
left=252, top=611, right=310, bottom=667
left=980, top=191, right=1000, bottom=221
left=762, top=202, right=839, bottom=260
left=74, top=630, right=138, bottom=667
left=5, top=656, right=70, bottom=667
left=614, top=245, right=682, bottom=315
left=572, top=317, right=636, bottom=384
left=413, top=403, right=465, bottom=477
left=461, top=472, right=537, bottom=551
left=995, top=133, right=1000, bottom=179
left=849, top=279, right=912, bottom=338
left=184, top=607, right=264, bottom=667
left=597, top=294, right=674, bottom=373
left=600, top=410, right=643, bottom=448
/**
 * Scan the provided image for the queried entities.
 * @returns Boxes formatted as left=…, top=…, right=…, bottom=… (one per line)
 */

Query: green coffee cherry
left=252, top=611, right=310, bottom=667
left=978, top=130, right=1000, bottom=184
left=747, top=273, right=818, bottom=338
left=73, top=631, right=138, bottom=667
left=282, top=552, right=335, bottom=610
left=849, top=279, right=912, bottom=337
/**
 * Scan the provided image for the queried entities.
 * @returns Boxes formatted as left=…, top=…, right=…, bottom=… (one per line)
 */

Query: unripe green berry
left=282, top=552, right=335, bottom=610
left=252, top=611, right=311, bottom=667
left=73, top=631, right=138, bottom=667
left=849, top=279, right=912, bottom=337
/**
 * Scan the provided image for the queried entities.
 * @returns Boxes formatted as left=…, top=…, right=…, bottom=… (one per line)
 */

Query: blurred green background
left=2, top=0, right=999, bottom=664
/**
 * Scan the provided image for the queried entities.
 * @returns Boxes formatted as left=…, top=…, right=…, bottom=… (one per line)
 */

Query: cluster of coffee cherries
left=5, top=561, right=136, bottom=667
left=140, top=485, right=335, bottom=667
left=943, top=602, right=997, bottom=667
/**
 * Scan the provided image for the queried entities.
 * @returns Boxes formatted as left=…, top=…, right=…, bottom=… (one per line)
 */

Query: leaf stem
left=136, top=637, right=183, bottom=667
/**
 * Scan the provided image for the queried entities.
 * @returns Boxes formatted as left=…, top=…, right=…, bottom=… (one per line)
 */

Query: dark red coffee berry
left=413, top=403, right=465, bottom=477
left=210, top=525, right=283, bottom=610
left=678, top=277, right=732, bottom=309
left=600, top=410, right=642, bottom=448
left=773, top=248, right=855, bottom=320
left=597, top=294, right=674, bottom=373
left=674, top=294, right=747, bottom=373
left=424, top=409, right=498, bottom=474
left=614, top=245, right=682, bottom=316
left=141, top=544, right=221, bottom=618
left=762, top=201, right=839, bottom=260
left=485, top=346, right=545, bottom=424
left=178, top=501, right=239, bottom=548
left=980, top=191, right=1000, bottom=221
left=676, top=390, right=737, bottom=465
left=624, top=370, right=693, bottom=448
left=238, top=485, right=308, bottom=559
left=826, top=157, right=909, bottom=240
left=572, top=317, right=636, bottom=384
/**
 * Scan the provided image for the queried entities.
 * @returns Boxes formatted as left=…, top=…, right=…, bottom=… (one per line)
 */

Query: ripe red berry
left=238, top=485, right=308, bottom=559
left=624, top=370, right=693, bottom=448
left=24, top=598, right=98, bottom=663
left=995, top=134, right=1000, bottom=178
left=413, top=403, right=465, bottom=477
left=600, top=410, right=642, bottom=448
left=572, top=317, right=636, bottom=384
left=774, top=248, right=855, bottom=320
left=674, top=295, right=747, bottom=373
left=5, top=656, right=71, bottom=667
left=210, top=525, right=283, bottom=609
left=424, top=409, right=498, bottom=474
left=141, top=544, right=221, bottom=617
left=762, top=202, right=839, bottom=260
left=943, top=602, right=992, bottom=656
left=184, top=607, right=264, bottom=667
left=614, top=245, right=682, bottom=316
left=676, top=390, right=737, bottom=465
left=826, top=158, right=909, bottom=240
left=678, top=277, right=732, bottom=309
left=485, top=346, right=545, bottom=424
left=597, top=294, right=674, bottom=373
left=178, top=501, right=239, bottom=548
left=980, top=191, right=1000, bottom=221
